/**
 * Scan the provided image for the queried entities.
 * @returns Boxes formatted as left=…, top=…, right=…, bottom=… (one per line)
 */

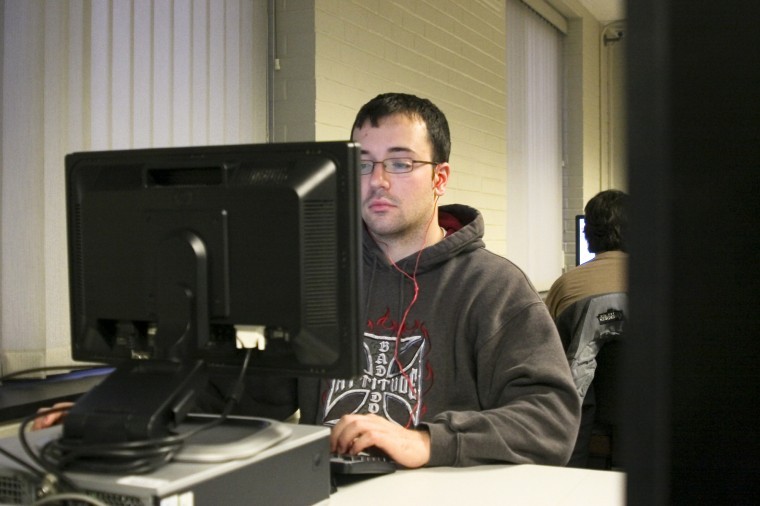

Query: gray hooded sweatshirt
left=298, top=204, right=581, bottom=467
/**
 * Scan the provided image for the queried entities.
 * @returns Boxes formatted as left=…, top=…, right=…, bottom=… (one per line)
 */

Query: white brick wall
left=285, top=0, right=509, bottom=255
left=319, top=0, right=508, bottom=254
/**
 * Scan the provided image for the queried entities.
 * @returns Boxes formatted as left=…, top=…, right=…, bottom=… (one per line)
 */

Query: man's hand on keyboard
left=329, top=413, right=431, bottom=469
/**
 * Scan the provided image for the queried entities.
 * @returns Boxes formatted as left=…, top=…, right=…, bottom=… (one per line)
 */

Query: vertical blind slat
left=505, top=0, right=563, bottom=290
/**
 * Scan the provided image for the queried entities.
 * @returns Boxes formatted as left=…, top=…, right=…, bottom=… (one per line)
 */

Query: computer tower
left=0, top=420, right=330, bottom=505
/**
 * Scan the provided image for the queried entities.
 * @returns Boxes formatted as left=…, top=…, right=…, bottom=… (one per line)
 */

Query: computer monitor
left=63, top=141, right=362, bottom=446
left=575, top=214, right=595, bottom=266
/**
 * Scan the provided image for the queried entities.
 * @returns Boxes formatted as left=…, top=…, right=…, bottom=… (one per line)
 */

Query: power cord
left=13, top=350, right=253, bottom=504
left=35, top=351, right=252, bottom=474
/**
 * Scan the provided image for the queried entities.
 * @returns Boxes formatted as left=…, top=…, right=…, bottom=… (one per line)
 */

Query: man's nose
left=368, top=163, right=389, bottom=187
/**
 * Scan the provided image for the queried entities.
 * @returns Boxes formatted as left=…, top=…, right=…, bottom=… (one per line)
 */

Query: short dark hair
left=584, top=189, right=629, bottom=253
left=351, top=92, right=451, bottom=163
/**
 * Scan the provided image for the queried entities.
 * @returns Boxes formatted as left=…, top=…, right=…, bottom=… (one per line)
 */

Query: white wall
left=276, top=0, right=509, bottom=254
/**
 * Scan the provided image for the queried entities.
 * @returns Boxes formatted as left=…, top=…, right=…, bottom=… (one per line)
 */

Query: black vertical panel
left=625, top=1, right=760, bottom=505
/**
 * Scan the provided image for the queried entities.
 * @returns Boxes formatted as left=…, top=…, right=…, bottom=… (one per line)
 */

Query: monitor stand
left=175, top=413, right=292, bottom=463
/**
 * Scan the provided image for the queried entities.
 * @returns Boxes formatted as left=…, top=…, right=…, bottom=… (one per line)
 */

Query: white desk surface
left=328, top=464, right=625, bottom=505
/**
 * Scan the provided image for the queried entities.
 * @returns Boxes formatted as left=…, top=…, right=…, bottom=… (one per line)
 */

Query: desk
left=0, top=423, right=624, bottom=505
left=328, top=464, right=625, bottom=505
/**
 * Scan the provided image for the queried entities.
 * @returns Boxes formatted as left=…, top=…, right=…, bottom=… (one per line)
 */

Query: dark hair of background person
left=351, top=92, right=451, bottom=164
left=584, top=189, right=629, bottom=253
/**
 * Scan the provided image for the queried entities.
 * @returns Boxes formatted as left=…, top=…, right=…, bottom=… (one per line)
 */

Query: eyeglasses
left=359, top=157, right=439, bottom=175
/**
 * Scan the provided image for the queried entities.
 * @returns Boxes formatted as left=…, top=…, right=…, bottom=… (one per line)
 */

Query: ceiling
left=576, top=0, right=626, bottom=23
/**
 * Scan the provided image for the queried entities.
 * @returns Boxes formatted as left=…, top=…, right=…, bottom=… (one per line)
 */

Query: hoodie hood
left=362, top=203, right=485, bottom=275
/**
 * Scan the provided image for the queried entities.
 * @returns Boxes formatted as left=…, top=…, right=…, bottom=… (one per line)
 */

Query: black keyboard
left=330, top=452, right=397, bottom=475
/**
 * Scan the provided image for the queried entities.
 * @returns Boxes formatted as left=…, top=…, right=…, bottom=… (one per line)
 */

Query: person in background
left=544, top=189, right=629, bottom=468
left=545, top=189, right=629, bottom=323
left=35, top=93, right=581, bottom=469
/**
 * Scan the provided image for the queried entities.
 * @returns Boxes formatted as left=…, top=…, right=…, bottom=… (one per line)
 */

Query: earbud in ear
left=432, top=169, right=446, bottom=196
left=433, top=174, right=443, bottom=194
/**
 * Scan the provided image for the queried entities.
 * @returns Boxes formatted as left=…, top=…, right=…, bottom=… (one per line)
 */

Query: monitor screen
left=575, top=215, right=595, bottom=266
left=63, top=141, right=362, bottom=444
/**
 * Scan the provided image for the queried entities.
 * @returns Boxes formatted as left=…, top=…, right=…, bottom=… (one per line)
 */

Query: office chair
left=556, top=292, right=627, bottom=469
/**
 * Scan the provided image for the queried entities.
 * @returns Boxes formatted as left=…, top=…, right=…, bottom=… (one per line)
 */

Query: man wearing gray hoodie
left=297, top=92, right=580, bottom=469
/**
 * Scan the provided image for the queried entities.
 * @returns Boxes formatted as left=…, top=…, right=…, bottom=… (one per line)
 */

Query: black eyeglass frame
left=359, top=157, right=440, bottom=175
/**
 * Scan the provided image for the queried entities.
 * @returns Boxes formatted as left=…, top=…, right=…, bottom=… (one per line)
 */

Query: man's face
left=352, top=114, right=439, bottom=243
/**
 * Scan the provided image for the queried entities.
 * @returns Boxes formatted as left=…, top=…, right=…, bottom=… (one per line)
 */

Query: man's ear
left=433, top=163, right=450, bottom=195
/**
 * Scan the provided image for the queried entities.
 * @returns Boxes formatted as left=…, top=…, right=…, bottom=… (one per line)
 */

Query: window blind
left=0, top=0, right=267, bottom=377
left=505, top=0, right=564, bottom=291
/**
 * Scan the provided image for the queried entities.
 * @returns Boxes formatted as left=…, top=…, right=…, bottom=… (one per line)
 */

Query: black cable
left=38, top=416, right=189, bottom=474
left=34, top=351, right=254, bottom=475
left=18, top=406, right=80, bottom=492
